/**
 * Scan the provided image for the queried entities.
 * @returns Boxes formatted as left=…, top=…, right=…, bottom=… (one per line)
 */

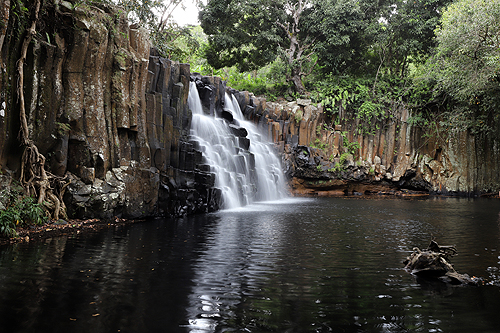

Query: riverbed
left=1, top=197, right=500, bottom=332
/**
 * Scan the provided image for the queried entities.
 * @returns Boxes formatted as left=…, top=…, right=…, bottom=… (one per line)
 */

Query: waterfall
left=188, top=81, right=287, bottom=209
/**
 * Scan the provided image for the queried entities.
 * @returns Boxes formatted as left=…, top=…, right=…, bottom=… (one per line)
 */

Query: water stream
left=188, top=82, right=286, bottom=208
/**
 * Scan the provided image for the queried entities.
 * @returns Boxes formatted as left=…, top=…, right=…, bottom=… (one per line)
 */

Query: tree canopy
left=431, top=0, right=500, bottom=101
left=199, top=0, right=377, bottom=93
left=199, top=0, right=454, bottom=93
left=199, top=0, right=283, bottom=72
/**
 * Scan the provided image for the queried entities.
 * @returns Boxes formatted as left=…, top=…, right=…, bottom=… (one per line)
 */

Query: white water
left=188, top=82, right=287, bottom=209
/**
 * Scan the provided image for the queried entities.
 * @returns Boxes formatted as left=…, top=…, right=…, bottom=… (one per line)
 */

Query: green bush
left=0, top=191, right=47, bottom=238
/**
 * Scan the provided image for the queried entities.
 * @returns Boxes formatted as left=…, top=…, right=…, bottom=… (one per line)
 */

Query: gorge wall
left=1, top=0, right=499, bottom=223
left=243, top=97, right=500, bottom=197
left=0, top=0, right=222, bottom=219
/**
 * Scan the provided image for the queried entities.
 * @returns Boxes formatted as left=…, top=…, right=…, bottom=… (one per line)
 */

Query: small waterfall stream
left=188, top=82, right=287, bottom=209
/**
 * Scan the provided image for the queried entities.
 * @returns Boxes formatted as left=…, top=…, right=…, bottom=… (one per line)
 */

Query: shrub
left=0, top=189, right=47, bottom=238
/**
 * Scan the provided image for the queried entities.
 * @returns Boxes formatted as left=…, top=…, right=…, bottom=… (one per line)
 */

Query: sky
left=171, top=0, right=203, bottom=26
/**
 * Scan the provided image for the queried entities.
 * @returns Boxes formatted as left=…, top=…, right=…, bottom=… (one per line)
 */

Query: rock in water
left=404, top=240, right=481, bottom=286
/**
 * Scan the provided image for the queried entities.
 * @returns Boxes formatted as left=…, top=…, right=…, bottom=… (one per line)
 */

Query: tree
left=200, top=0, right=329, bottom=94
left=305, top=0, right=376, bottom=75
left=200, top=0, right=367, bottom=94
left=199, top=1, right=282, bottom=76
left=276, top=0, right=316, bottom=94
left=377, top=0, right=452, bottom=76
left=113, top=0, right=202, bottom=59
left=199, top=0, right=385, bottom=93
left=431, top=0, right=500, bottom=101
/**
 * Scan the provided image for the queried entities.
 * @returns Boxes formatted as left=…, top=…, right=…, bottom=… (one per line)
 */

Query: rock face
left=0, top=1, right=221, bottom=218
left=238, top=96, right=500, bottom=197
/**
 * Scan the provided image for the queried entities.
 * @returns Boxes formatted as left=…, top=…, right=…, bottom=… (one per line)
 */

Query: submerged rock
left=404, top=240, right=481, bottom=286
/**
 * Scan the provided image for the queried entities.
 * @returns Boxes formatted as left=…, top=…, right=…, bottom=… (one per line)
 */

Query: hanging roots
left=19, top=145, right=69, bottom=220
left=16, top=0, right=69, bottom=221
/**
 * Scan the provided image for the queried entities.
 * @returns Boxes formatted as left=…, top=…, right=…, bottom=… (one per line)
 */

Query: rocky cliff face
left=242, top=97, right=500, bottom=197
left=0, top=0, right=221, bottom=218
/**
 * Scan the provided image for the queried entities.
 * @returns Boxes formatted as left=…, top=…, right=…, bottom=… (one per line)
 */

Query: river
left=1, top=197, right=500, bottom=332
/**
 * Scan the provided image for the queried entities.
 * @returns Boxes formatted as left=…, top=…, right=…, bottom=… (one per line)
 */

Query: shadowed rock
left=404, top=240, right=481, bottom=286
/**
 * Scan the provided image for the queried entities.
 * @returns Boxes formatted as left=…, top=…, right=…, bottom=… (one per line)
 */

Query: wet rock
left=221, top=109, right=234, bottom=123
left=238, top=137, right=251, bottom=150
left=404, top=241, right=480, bottom=286
left=228, top=124, right=248, bottom=138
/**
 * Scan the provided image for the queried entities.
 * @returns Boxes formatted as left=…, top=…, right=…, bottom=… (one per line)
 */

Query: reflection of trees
left=184, top=198, right=500, bottom=332
left=0, top=237, right=69, bottom=330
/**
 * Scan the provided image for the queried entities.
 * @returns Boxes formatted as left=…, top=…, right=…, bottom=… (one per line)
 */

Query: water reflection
left=180, top=197, right=500, bottom=332
left=1, top=197, right=500, bottom=332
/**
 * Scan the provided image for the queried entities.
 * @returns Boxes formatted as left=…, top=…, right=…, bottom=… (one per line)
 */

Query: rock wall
left=0, top=0, right=221, bottom=218
left=237, top=95, right=500, bottom=197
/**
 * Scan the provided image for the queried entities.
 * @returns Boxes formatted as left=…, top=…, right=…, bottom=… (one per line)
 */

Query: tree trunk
left=277, top=0, right=315, bottom=95
left=290, top=69, right=306, bottom=95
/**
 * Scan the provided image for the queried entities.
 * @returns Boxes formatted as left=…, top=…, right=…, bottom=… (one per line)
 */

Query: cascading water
left=188, top=81, right=287, bottom=209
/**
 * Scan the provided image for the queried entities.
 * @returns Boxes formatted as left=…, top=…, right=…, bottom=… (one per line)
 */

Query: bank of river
left=1, top=197, right=500, bottom=332
left=0, top=217, right=139, bottom=247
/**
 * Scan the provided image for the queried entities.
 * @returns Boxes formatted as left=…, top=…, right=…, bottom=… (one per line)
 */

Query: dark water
left=1, top=197, right=500, bottom=332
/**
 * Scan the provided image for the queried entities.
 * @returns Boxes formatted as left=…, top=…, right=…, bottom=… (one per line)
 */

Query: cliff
left=0, top=0, right=221, bottom=218
left=243, top=97, right=500, bottom=197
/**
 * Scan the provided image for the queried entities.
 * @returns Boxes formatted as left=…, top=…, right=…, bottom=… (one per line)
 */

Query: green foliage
left=199, top=0, right=282, bottom=72
left=199, top=0, right=389, bottom=93
left=311, top=75, right=388, bottom=130
left=410, top=0, right=500, bottom=136
left=306, top=0, right=373, bottom=75
left=310, top=138, right=327, bottom=151
left=11, top=0, right=30, bottom=41
left=294, top=109, right=303, bottom=123
left=407, top=113, right=430, bottom=128
left=431, top=0, right=500, bottom=101
left=226, top=71, right=269, bottom=96
left=0, top=186, right=47, bottom=238
left=311, top=75, right=358, bottom=118
left=357, top=100, right=383, bottom=123
left=328, top=152, right=352, bottom=173
left=56, top=122, right=71, bottom=136
left=151, top=24, right=204, bottom=62
left=371, top=0, right=453, bottom=77
left=340, top=131, right=360, bottom=156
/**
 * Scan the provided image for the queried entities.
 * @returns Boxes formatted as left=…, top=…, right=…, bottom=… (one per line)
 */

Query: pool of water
left=1, top=197, right=500, bottom=332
